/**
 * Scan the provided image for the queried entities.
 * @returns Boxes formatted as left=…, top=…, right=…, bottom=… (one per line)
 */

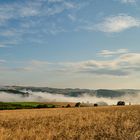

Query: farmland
left=0, top=105, right=140, bottom=140
left=0, top=102, right=56, bottom=110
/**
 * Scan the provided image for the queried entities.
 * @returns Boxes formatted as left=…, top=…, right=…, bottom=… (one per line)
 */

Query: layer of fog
left=0, top=91, right=140, bottom=105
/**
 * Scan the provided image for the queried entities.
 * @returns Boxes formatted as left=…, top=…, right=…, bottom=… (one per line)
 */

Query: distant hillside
left=0, top=86, right=139, bottom=98
left=0, top=89, right=29, bottom=97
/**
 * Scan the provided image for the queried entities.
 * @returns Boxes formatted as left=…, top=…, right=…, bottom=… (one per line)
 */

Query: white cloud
left=98, top=49, right=128, bottom=57
left=118, top=53, right=140, bottom=65
left=96, top=14, right=140, bottom=33
left=52, top=51, right=140, bottom=76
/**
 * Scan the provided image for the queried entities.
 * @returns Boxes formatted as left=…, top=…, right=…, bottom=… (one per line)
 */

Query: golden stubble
left=0, top=106, right=140, bottom=140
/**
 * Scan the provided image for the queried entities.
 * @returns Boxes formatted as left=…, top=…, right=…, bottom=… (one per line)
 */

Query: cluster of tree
left=65, top=101, right=126, bottom=108
left=117, top=101, right=125, bottom=106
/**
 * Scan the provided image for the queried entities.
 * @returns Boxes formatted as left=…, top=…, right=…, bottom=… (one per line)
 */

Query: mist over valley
left=0, top=86, right=140, bottom=105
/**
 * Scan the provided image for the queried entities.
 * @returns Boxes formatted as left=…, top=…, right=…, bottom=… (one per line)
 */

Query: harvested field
left=0, top=105, right=140, bottom=140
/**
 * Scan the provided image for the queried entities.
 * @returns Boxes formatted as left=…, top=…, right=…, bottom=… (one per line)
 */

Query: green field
left=0, top=102, right=56, bottom=110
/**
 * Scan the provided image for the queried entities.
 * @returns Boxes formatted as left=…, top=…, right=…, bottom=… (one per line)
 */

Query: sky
left=0, top=0, right=140, bottom=89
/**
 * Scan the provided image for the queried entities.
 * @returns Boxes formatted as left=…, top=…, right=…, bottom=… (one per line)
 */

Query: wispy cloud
left=81, top=14, right=140, bottom=33
left=0, top=0, right=79, bottom=25
left=95, top=14, right=140, bottom=33
left=0, top=0, right=85, bottom=48
left=0, top=40, right=19, bottom=48
left=98, top=49, right=128, bottom=57
left=0, top=30, right=16, bottom=37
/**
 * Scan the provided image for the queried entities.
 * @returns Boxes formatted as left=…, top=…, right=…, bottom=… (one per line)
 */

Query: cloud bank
left=1, top=49, right=140, bottom=77
left=53, top=51, right=140, bottom=77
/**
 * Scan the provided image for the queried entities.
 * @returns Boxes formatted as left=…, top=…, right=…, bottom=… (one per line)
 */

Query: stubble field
left=0, top=105, right=140, bottom=140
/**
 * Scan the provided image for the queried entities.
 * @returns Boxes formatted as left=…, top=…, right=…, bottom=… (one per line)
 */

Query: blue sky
left=1, top=0, right=140, bottom=88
